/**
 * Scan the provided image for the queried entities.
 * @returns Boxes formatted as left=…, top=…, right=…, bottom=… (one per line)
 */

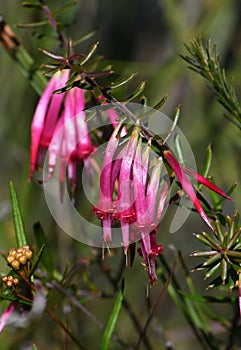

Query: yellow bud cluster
left=2, top=275, right=19, bottom=289
left=7, top=245, right=33, bottom=270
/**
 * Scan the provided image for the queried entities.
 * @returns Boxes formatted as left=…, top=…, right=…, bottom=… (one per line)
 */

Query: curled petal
left=183, top=166, right=232, bottom=200
left=164, top=150, right=214, bottom=231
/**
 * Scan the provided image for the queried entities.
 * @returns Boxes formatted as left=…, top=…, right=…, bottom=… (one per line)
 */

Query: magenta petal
left=146, top=158, right=162, bottom=223
left=29, top=70, right=69, bottom=180
left=0, top=304, right=15, bottom=333
left=29, top=74, right=57, bottom=180
left=73, top=87, right=85, bottom=114
left=133, top=141, right=148, bottom=226
left=116, top=125, right=138, bottom=212
left=183, top=166, right=232, bottom=200
left=98, top=123, right=122, bottom=210
left=59, top=139, right=67, bottom=202
left=121, top=223, right=130, bottom=255
left=103, top=218, right=112, bottom=243
left=48, top=115, right=64, bottom=179
left=140, top=233, right=151, bottom=261
left=64, top=90, right=77, bottom=160
left=156, top=182, right=169, bottom=224
left=75, top=111, right=95, bottom=159
left=40, top=92, right=64, bottom=148
left=164, top=150, right=214, bottom=231
left=68, top=160, right=77, bottom=195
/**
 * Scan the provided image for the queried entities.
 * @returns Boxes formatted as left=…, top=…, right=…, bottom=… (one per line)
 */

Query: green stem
left=0, top=15, right=47, bottom=95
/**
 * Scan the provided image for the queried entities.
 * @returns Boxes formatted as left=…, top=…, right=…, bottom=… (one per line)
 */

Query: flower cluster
left=0, top=245, right=34, bottom=333
left=29, top=69, right=96, bottom=198
left=7, top=245, right=33, bottom=277
left=94, top=123, right=169, bottom=285
left=2, top=275, right=19, bottom=290
left=94, top=121, right=232, bottom=285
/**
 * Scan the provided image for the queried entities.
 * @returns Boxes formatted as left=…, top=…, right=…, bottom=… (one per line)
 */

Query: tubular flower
left=29, top=69, right=96, bottom=198
left=0, top=304, right=15, bottom=333
left=94, top=124, right=168, bottom=285
left=163, top=150, right=231, bottom=230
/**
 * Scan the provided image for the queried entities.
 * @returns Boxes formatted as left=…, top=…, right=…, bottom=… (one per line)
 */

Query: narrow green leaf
left=197, top=144, right=212, bottom=191
left=178, top=291, right=236, bottom=303
left=109, top=73, right=136, bottom=90
left=191, top=250, right=218, bottom=258
left=30, top=244, right=46, bottom=277
left=53, top=0, right=79, bottom=16
left=227, top=228, right=241, bottom=249
left=205, top=262, right=221, bottom=280
left=22, top=2, right=42, bottom=8
left=100, top=281, right=124, bottom=350
left=163, top=106, right=180, bottom=146
left=226, top=249, right=241, bottom=259
left=221, top=259, right=228, bottom=283
left=214, top=219, right=224, bottom=244
left=126, top=81, right=146, bottom=102
left=16, top=21, right=49, bottom=28
left=153, top=95, right=168, bottom=110
left=202, top=253, right=221, bottom=267
left=174, top=134, right=184, bottom=164
left=9, top=182, right=27, bottom=247
left=79, top=42, right=99, bottom=66
left=32, top=345, right=38, bottom=350
left=33, top=222, right=54, bottom=273
left=194, top=233, right=219, bottom=250
left=73, top=29, right=97, bottom=46
left=209, top=179, right=222, bottom=211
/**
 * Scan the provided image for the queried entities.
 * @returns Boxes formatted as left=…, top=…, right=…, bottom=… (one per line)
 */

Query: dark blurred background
left=0, top=1, right=240, bottom=349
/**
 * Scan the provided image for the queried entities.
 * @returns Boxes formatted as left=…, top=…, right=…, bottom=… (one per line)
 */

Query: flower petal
left=0, top=304, right=15, bottom=333
left=183, top=166, right=232, bottom=200
left=164, top=150, right=214, bottom=231
left=29, top=70, right=69, bottom=180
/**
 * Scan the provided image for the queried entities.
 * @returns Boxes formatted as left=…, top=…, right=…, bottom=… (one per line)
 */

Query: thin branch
left=134, top=245, right=178, bottom=350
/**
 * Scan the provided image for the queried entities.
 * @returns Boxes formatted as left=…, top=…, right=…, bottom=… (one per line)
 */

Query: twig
left=134, top=245, right=178, bottom=350
left=98, top=255, right=153, bottom=350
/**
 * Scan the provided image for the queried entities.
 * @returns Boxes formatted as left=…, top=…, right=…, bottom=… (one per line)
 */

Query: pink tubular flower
left=163, top=150, right=231, bottom=230
left=94, top=122, right=124, bottom=243
left=29, top=69, right=96, bottom=197
left=0, top=304, right=15, bottom=333
left=94, top=124, right=168, bottom=285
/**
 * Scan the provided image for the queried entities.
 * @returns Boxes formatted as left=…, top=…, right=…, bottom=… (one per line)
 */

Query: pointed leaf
left=73, top=29, right=97, bottom=46
left=205, top=262, right=221, bottom=280
left=9, top=182, right=27, bottom=247
left=22, top=2, right=42, bottom=8
left=109, top=73, right=136, bottom=90
left=126, top=81, right=146, bottom=102
left=33, top=222, right=54, bottom=273
left=79, top=42, right=99, bottom=66
left=100, top=281, right=124, bottom=350
left=201, top=144, right=212, bottom=178
left=30, top=244, right=46, bottom=277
